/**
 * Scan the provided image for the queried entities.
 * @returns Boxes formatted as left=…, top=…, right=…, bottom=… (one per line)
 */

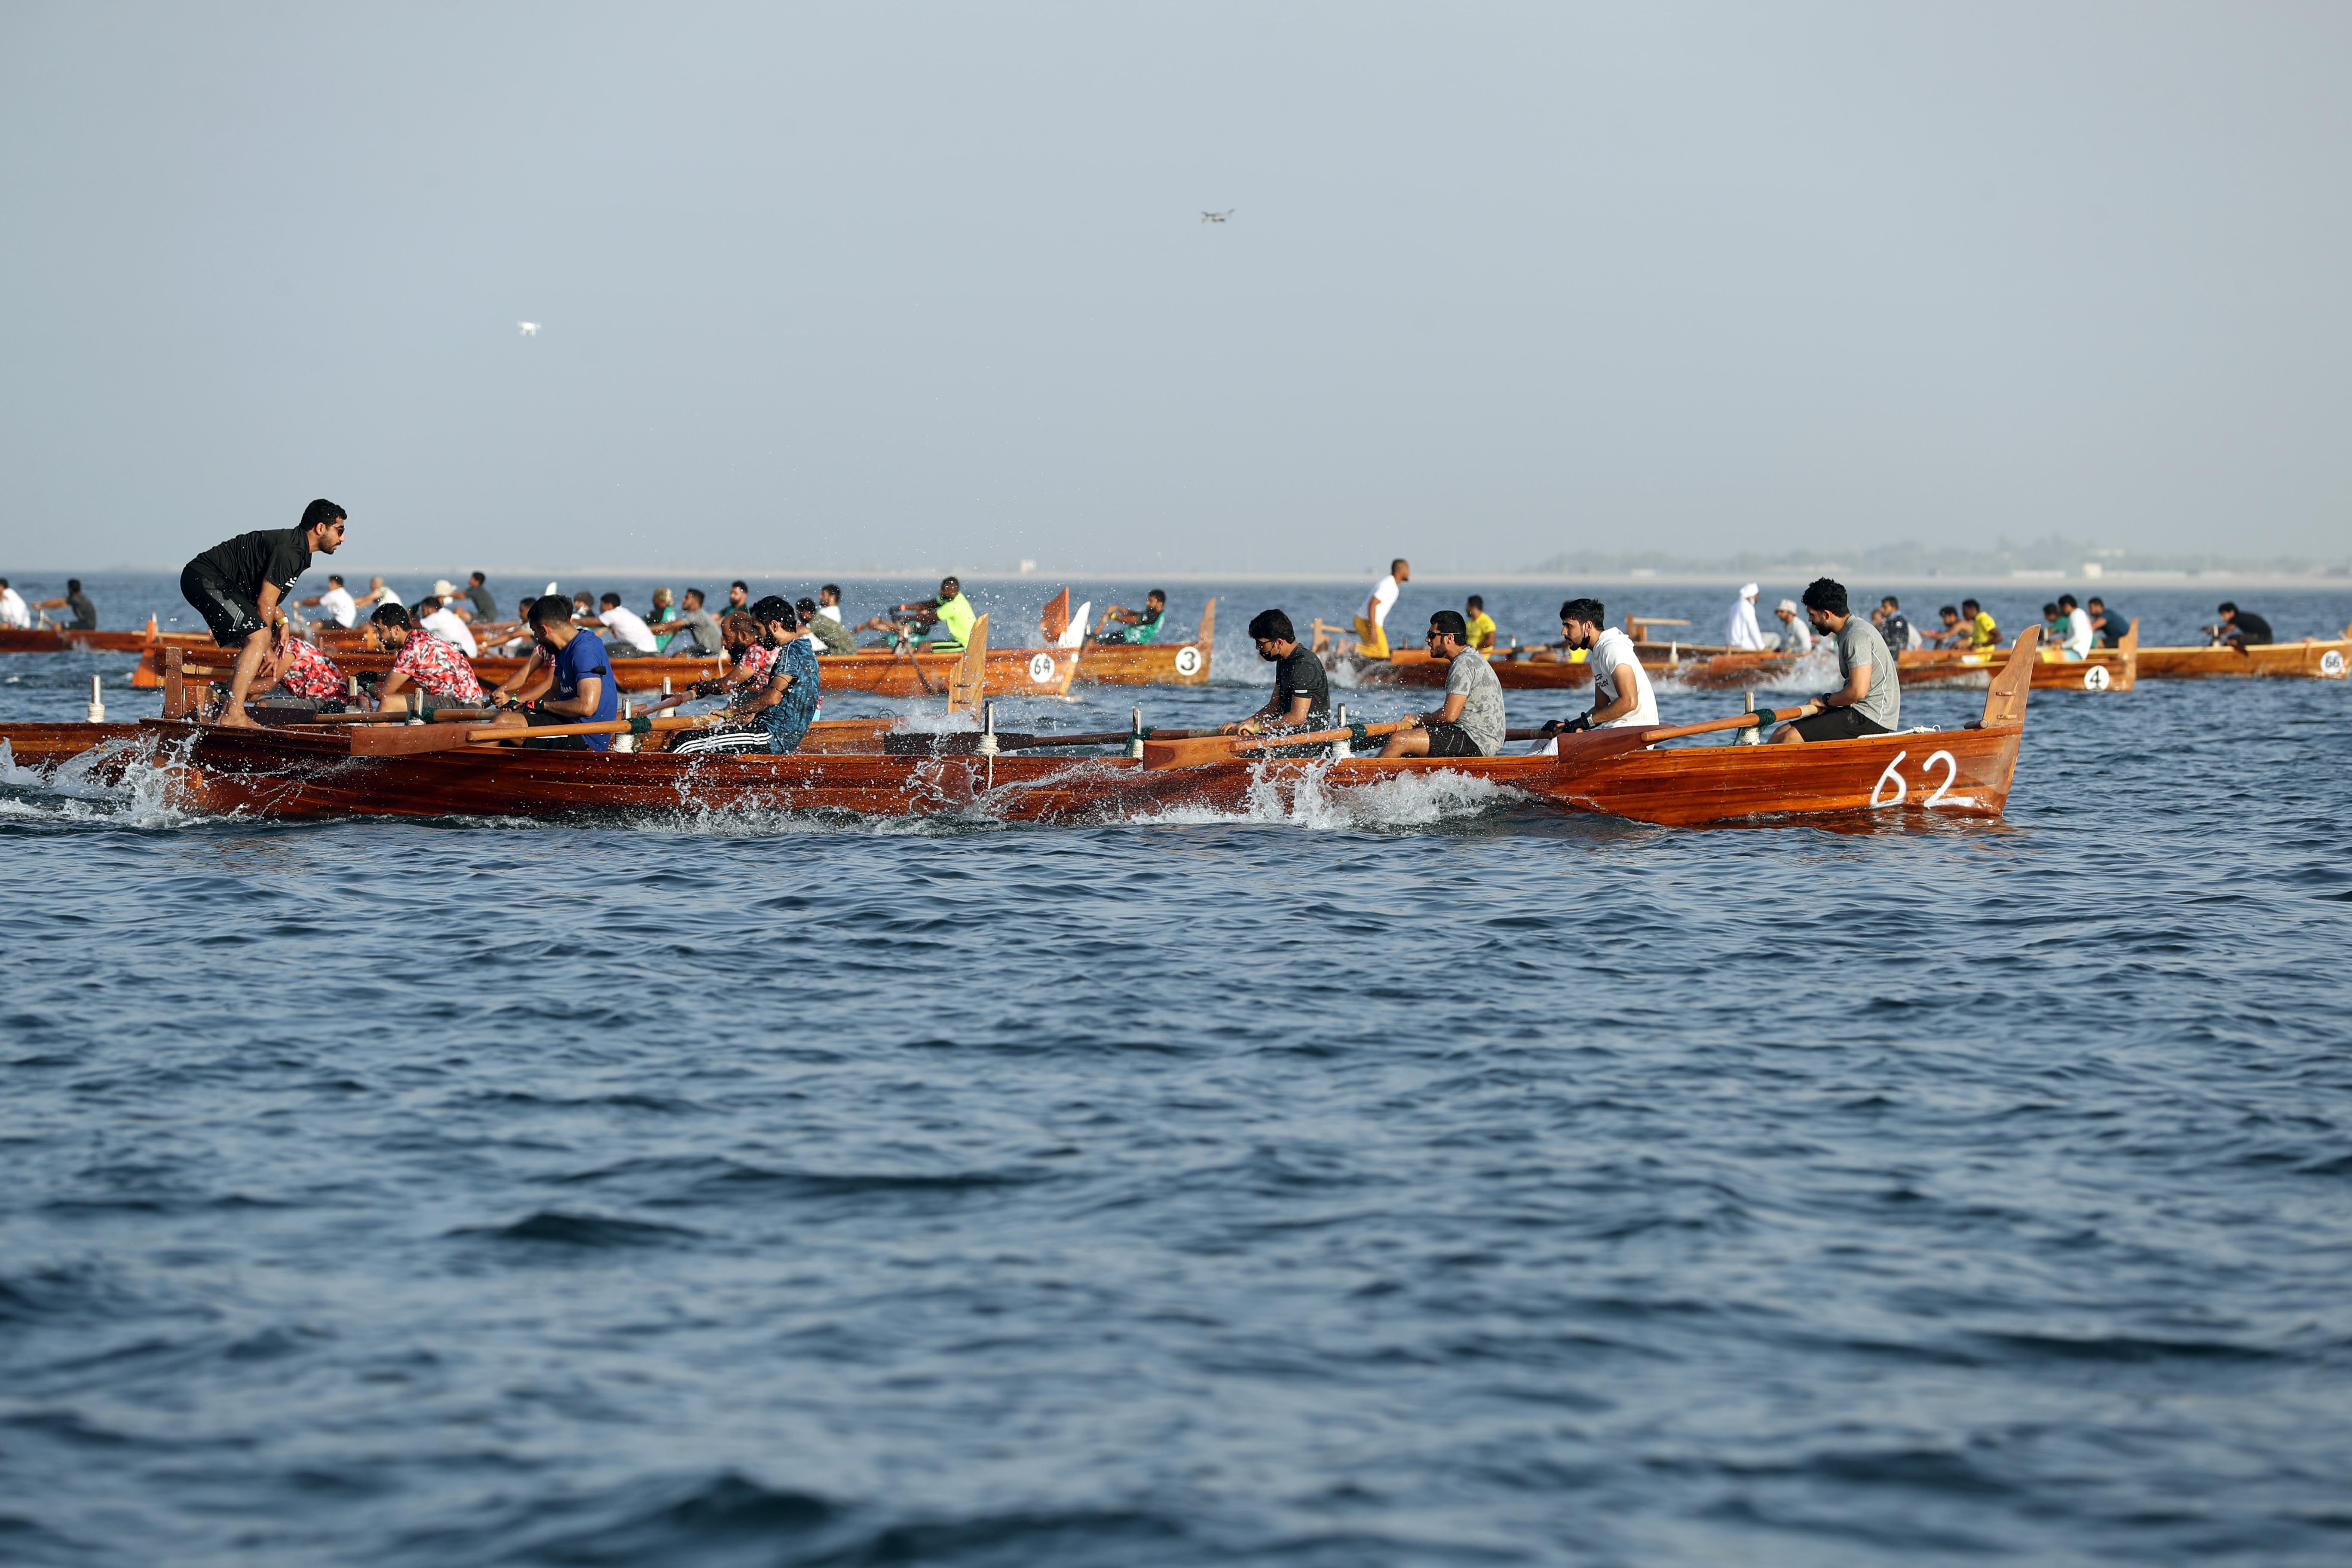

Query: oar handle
left=465, top=712, right=712, bottom=743
left=1234, top=719, right=1407, bottom=754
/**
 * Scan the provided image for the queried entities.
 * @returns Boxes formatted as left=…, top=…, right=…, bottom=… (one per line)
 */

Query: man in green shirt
left=883, top=576, right=976, bottom=651
left=1094, top=589, right=1167, bottom=645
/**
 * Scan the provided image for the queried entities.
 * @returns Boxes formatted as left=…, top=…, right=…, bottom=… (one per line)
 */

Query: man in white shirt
left=298, top=574, right=358, bottom=628
left=1724, top=583, right=1767, bottom=649
left=2057, top=594, right=2093, bottom=660
left=1774, top=598, right=1814, bottom=652
left=416, top=595, right=480, bottom=656
left=587, top=591, right=659, bottom=655
left=1352, top=558, right=1409, bottom=658
left=817, top=584, right=846, bottom=623
left=1542, top=597, right=1658, bottom=741
left=353, top=575, right=403, bottom=609
left=0, top=579, right=29, bottom=628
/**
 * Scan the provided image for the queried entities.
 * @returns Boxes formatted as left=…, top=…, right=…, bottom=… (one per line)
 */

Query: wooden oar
left=1141, top=720, right=1410, bottom=770
left=1545, top=705, right=1807, bottom=765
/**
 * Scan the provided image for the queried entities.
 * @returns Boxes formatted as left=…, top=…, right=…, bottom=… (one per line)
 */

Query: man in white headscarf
left=1724, top=583, right=1767, bottom=649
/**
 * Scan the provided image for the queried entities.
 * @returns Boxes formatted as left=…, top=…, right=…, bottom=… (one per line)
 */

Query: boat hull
left=114, top=718, right=2021, bottom=830
left=2133, top=640, right=2350, bottom=680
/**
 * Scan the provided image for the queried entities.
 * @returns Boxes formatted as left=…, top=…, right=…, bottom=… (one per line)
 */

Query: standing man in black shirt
left=179, top=499, right=348, bottom=728
left=1220, top=609, right=1331, bottom=736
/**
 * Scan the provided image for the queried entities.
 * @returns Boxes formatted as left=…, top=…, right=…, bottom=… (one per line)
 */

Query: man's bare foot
left=215, top=709, right=260, bottom=729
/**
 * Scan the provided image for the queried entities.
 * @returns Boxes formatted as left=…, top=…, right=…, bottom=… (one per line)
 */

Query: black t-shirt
left=192, top=528, right=312, bottom=603
left=2091, top=610, right=2128, bottom=647
left=1881, top=612, right=1912, bottom=651
left=2230, top=612, right=2273, bottom=645
left=66, top=591, right=97, bottom=630
left=465, top=583, right=499, bottom=620
left=1271, top=647, right=1331, bottom=727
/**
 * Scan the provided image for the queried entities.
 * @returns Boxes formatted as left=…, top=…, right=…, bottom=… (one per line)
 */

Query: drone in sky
left=1200, top=210, right=1233, bottom=224
left=518, top=322, right=540, bottom=337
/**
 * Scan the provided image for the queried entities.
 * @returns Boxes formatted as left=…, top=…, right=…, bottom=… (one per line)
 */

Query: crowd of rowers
left=170, top=502, right=1173, bottom=755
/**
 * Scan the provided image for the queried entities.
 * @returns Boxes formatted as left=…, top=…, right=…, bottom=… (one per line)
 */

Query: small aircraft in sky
left=1200, top=210, right=1233, bottom=224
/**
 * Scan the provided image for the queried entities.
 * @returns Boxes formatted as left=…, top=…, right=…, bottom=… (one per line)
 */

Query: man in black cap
left=179, top=499, right=347, bottom=728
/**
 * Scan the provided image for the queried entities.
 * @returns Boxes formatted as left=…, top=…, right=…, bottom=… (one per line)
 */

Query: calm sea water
left=4, top=575, right=2351, bottom=1565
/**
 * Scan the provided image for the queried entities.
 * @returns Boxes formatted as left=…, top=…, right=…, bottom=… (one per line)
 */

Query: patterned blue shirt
left=758, top=637, right=822, bottom=753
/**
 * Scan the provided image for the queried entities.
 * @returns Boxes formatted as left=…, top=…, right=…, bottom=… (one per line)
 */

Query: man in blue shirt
left=488, top=594, right=621, bottom=750
left=669, top=596, right=822, bottom=756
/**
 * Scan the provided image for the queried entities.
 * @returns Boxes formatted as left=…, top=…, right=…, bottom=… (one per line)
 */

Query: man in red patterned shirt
left=369, top=603, right=488, bottom=713
left=244, top=637, right=349, bottom=713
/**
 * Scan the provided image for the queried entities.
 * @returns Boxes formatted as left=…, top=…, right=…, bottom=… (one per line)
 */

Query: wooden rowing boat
left=136, top=633, right=1078, bottom=701
left=1073, top=599, right=1216, bottom=686
left=2132, top=623, right=2352, bottom=680
left=0, top=622, right=207, bottom=655
left=1899, top=620, right=2138, bottom=692
left=34, top=631, right=2039, bottom=829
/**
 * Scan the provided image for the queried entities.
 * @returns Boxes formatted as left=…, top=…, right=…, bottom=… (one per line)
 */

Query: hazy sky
left=3, top=2, right=2347, bottom=575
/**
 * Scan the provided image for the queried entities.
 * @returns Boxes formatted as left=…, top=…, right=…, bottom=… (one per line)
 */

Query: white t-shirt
left=2062, top=607, right=2092, bottom=658
left=1366, top=574, right=1400, bottom=628
left=373, top=585, right=404, bottom=608
left=421, top=607, right=478, bottom=656
left=1587, top=626, right=1659, bottom=727
left=1724, top=595, right=1766, bottom=650
left=0, top=588, right=28, bottom=628
left=597, top=604, right=658, bottom=653
left=818, top=604, right=843, bottom=623
left=319, top=586, right=357, bottom=628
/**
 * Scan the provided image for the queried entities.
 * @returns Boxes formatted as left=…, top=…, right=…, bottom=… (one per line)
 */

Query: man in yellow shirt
left=1463, top=594, right=1498, bottom=653
left=1962, top=597, right=1999, bottom=649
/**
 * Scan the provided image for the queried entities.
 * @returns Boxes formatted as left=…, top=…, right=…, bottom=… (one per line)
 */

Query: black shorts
left=1787, top=706, right=1893, bottom=743
left=1422, top=722, right=1483, bottom=757
left=181, top=564, right=265, bottom=648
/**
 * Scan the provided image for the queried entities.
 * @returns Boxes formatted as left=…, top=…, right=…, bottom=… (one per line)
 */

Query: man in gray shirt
left=1770, top=577, right=1901, bottom=744
left=1381, top=610, right=1507, bottom=757
left=658, top=587, right=728, bottom=658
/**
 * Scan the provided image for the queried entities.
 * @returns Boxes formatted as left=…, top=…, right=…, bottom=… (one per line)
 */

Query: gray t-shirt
left=661, top=609, right=726, bottom=657
left=1836, top=615, right=1902, bottom=731
left=1443, top=649, right=1507, bottom=755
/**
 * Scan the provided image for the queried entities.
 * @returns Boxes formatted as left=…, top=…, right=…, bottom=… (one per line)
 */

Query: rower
left=414, top=594, right=479, bottom=656
left=31, top=578, right=99, bottom=631
left=1380, top=611, right=1505, bottom=758
left=177, top=499, right=348, bottom=729
left=1874, top=596, right=1917, bottom=652
left=2086, top=596, right=2129, bottom=648
left=295, top=574, right=357, bottom=629
left=0, top=579, right=28, bottom=628
left=816, top=584, right=847, bottom=625
left=486, top=594, right=620, bottom=750
left=585, top=591, right=659, bottom=656
left=726, top=581, right=752, bottom=615
left=251, top=636, right=351, bottom=713
left=2055, top=594, right=2092, bottom=660
left=352, top=575, right=402, bottom=610
left=799, top=596, right=854, bottom=655
left=1961, top=598, right=1998, bottom=649
left=892, top=576, right=978, bottom=651
left=1924, top=604, right=1966, bottom=648
left=1093, top=590, right=1167, bottom=646
left=1540, top=598, right=1657, bottom=738
left=670, top=597, right=822, bottom=756
left=1219, top=609, right=1330, bottom=737
left=1351, top=559, right=1408, bottom=657
left=1724, top=583, right=1767, bottom=650
left=1463, top=595, right=1498, bottom=653
left=1775, top=597, right=1815, bottom=652
left=463, top=572, right=499, bottom=622
left=368, top=603, right=487, bottom=713
left=2206, top=601, right=2273, bottom=648
left=1767, top=578, right=1900, bottom=745
left=2038, top=602, right=2066, bottom=645
left=656, top=588, right=728, bottom=658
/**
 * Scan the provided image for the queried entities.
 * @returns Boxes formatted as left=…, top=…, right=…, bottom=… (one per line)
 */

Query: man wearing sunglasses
left=178, top=498, right=348, bottom=729
left=1379, top=610, right=1506, bottom=758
